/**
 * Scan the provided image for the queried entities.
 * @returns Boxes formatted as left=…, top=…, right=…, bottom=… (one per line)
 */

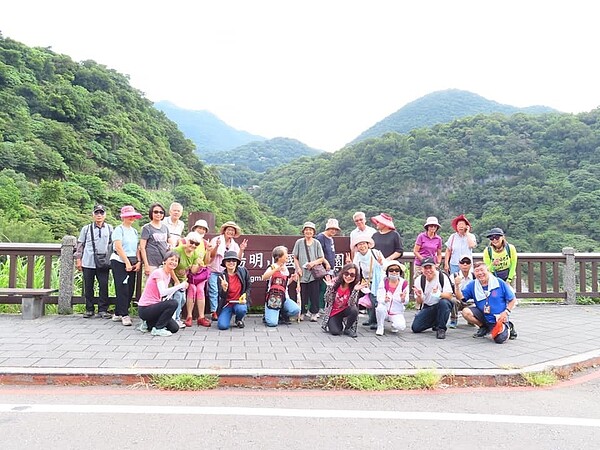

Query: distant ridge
left=154, top=101, right=266, bottom=153
left=351, top=89, right=558, bottom=144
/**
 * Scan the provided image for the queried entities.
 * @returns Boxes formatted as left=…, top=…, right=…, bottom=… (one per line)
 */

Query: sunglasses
left=189, top=241, right=200, bottom=246
left=489, top=235, right=502, bottom=240
left=94, top=211, right=105, bottom=215
left=343, top=272, right=356, bottom=278
left=459, top=260, right=472, bottom=264
left=387, top=268, right=401, bottom=273
left=152, top=210, right=165, bottom=215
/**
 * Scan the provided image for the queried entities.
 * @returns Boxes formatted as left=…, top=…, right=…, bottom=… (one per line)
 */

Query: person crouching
left=217, top=251, right=251, bottom=330
left=375, top=261, right=410, bottom=336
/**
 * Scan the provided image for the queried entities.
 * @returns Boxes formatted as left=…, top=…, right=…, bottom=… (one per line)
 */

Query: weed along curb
left=1, top=358, right=599, bottom=389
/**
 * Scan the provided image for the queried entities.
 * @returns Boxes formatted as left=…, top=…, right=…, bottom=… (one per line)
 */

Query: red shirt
left=330, top=286, right=350, bottom=317
left=226, top=273, right=242, bottom=304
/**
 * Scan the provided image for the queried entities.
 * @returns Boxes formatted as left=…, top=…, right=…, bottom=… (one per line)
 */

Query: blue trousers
left=217, top=303, right=248, bottom=330
left=208, top=272, right=220, bottom=313
left=264, top=298, right=301, bottom=327
left=411, top=299, right=453, bottom=333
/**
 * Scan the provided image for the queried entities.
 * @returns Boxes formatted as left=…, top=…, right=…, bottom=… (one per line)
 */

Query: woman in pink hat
left=444, top=214, right=477, bottom=275
left=110, top=205, right=142, bottom=326
left=413, top=216, right=443, bottom=277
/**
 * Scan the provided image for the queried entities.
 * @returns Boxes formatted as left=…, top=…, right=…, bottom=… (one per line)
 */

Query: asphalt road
left=1, top=370, right=600, bottom=449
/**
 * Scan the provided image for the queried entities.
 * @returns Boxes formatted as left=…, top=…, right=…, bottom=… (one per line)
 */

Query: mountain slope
left=154, top=101, right=266, bottom=153
left=351, top=89, right=558, bottom=144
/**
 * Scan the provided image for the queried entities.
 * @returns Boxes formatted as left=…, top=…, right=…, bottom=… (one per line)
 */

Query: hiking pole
left=296, top=279, right=302, bottom=322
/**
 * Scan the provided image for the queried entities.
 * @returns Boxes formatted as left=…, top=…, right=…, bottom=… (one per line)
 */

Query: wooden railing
left=0, top=236, right=598, bottom=311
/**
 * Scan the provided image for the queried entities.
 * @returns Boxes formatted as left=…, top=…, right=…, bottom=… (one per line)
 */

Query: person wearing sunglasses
left=173, top=232, right=212, bottom=328
left=320, top=263, right=367, bottom=338
left=375, top=261, right=410, bottom=336
left=483, top=228, right=518, bottom=287
left=140, top=203, right=170, bottom=277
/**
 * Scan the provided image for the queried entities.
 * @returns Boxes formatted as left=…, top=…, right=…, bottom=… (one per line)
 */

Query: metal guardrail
left=1, top=237, right=598, bottom=311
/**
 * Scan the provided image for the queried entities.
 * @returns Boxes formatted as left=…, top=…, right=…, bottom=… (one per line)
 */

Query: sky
left=2, top=1, right=599, bottom=151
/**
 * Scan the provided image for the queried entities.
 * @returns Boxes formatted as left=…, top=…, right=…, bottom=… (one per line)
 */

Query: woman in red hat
left=444, top=214, right=477, bottom=275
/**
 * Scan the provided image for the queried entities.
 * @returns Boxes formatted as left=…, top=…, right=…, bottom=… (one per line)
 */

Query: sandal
left=197, top=317, right=211, bottom=327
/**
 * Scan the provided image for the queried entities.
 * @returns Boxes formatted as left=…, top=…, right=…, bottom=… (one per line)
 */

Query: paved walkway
left=0, top=305, right=599, bottom=378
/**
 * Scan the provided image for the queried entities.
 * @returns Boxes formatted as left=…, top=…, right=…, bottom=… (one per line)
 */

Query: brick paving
left=0, top=305, right=599, bottom=375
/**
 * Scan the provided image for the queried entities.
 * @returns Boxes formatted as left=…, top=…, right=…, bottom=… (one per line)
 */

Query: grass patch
left=150, top=374, right=219, bottom=390
left=576, top=296, right=600, bottom=305
left=315, top=371, right=441, bottom=391
left=522, top=371, right=558, bottom=387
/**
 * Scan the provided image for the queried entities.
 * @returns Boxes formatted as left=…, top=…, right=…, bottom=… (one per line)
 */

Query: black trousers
left=327, top=306, right=359, bottom=335
left=300, top=280, right=321, bottom=314
left=139, top=298, right=179, bottom=332
left=111, top=260, right=136, bottom=317
left=82, top=267, right=110, bottom=313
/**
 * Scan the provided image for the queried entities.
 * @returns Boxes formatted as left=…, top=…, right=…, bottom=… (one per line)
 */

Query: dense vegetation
left=0, top=35, right=295, bottom=242
left=154, top=100, right=265, bottom=153
left=351, top=89, right=557, bottom=144
left=254, top=111, right=600, bottom=253
left=203, top=137, right=323, bottom=186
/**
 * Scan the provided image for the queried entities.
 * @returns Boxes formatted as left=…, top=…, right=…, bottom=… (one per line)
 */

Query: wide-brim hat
left=351, top=234, right=375, bottom=249
left=424, top=216, right=441, bottom=229
left=221, top=250, right=241, bottom=267
left=219, top=221, right=241, bottom=238
left=301, top=221, right=316, bottom=233
left=486, top=227, right=505, bottom=238
left=451, top=214, right=471, bottom=231
left=383, top=260, right=406, bottom=276
left=192, top=219, right=209, bottom=233
left=120, top=205, right=142, bottom=219
left=325, top=218, right=341, bottom=231
left=371, top=213, right=395, bottom=230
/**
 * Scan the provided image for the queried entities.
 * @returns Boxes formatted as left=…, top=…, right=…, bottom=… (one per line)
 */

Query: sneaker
left=362, top=319, right=371, bottom=326
left=343, top=328, right=357, bottom=338
left=111, top=315, right=122, bottom=322
left=473, top=326, right=489, bottom=338
left=369, top=323, right=378, bottom=330
left=310, top=314, right=318, bottom=322
left=121, top=316, right=132, bottom=326
left=83, top=310, right=94, bottom=318
left=376, top=326, right=384, bottom=336
left=211, top=312, right=218, bottom=321
left=236, top=319, right=245, bottom=329
left=97, top=311, right=112, bottom=319
left=151, top=327, right=172, bottom=336
left=138, top=320, right=148, bottom=333
left=176, top=319, right=186, bottom=329
left=390, top=326, right=399, bottom=333
left=436, top=328, right=446, bottom=339
left=197, top=317, right=211, bottom=327
left=448, top=320, right=457, bottom=329
left=509, top=322, right=518, bottom=340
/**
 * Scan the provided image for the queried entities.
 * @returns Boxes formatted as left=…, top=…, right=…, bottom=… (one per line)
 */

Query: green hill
left=254, top=110, right=600, bottom=253
left=154, top=101, right=266, bottom=154
left=204, top=137, right=323, bottom=186
left=0, top=35, right=294, bottom=242
left=351, top=89, right=558, bottom=144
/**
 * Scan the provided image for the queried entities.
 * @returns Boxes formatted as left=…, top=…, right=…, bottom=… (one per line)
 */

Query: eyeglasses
left=354, top=218, right=365, bottom=223
left=387, top=268, right=401, bottom=273
left=459, top=260, right=472, bottom=265
left=189, top=241, right=200, bottom=246
left=489, top=235, right=502, bottom=241
left=152, top=210, right=165, bottom=215
left=343, top=272, right=356, bottom=278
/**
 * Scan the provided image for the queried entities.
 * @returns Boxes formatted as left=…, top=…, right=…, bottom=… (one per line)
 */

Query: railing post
left=562, top=247, right=576, bottom=305
left=58, top=235, right=76, bottom=315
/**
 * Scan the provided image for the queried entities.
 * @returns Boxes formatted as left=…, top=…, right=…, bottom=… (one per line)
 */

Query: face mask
left=196, top=232, right=205, bottom=239
left=388, top=274, right=400, bottom=281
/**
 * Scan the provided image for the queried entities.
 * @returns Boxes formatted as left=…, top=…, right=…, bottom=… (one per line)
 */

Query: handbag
left=187, top=267, right=210, bottom=285
left=89, top=224, right=111, bottom=271
left=303, top=239, right=326, bottom=279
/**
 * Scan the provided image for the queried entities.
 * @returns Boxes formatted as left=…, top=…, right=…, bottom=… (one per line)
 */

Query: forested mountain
left=204, top=137, right=323, bottom=186
left=351, top=89, right=558, bottom=144
left=254, top=110, right=600, bottom=253
left=0, top=35, right=294, bottom=242
left=154, top=101, right=266, bottom=153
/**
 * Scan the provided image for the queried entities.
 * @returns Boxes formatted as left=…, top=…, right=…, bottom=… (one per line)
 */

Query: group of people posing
left=75, top=204, right=518, bottom=343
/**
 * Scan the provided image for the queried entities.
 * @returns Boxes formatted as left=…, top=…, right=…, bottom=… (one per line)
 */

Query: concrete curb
left=2, top=349, right=599, bottom=389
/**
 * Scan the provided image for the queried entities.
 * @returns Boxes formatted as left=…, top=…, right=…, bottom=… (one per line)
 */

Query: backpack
left=420, top=271, right=449, bottom=292
left=265, top=268, right=287, bottom=310
left=487, top=243, right=511, bottom=261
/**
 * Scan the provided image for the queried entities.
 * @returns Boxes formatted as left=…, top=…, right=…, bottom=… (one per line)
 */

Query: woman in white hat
left=413, top=216, right=443, bottom=277
left=375, top=260, right=410, bottom=336
left=292, top=221, right=326, bottom=321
